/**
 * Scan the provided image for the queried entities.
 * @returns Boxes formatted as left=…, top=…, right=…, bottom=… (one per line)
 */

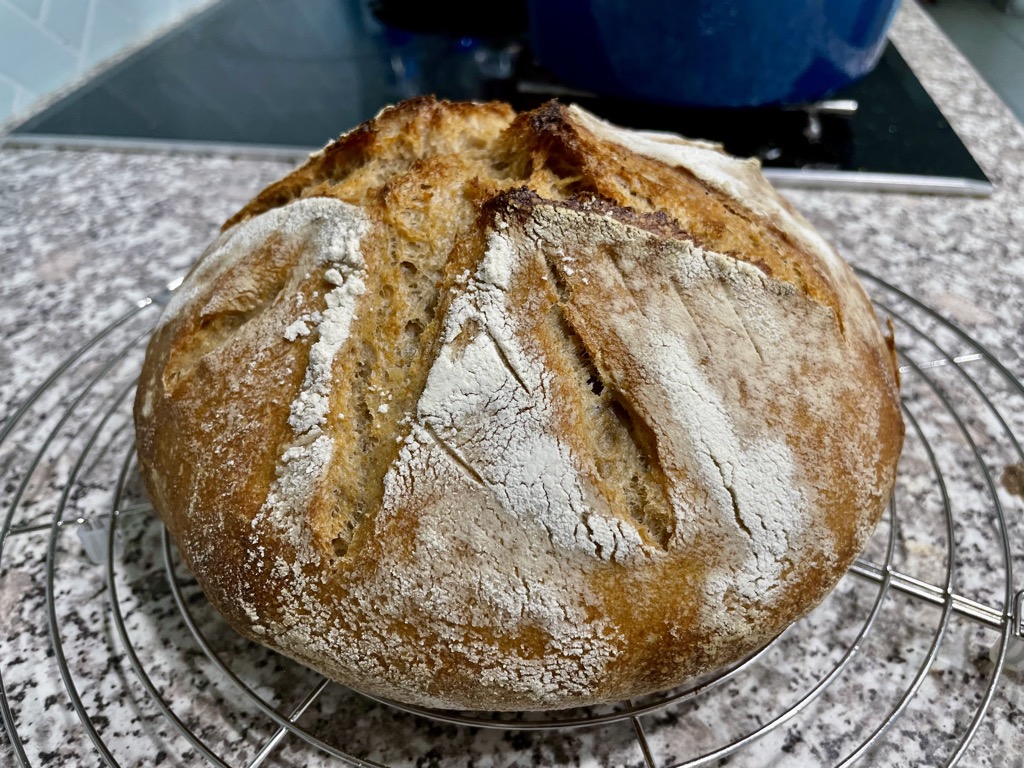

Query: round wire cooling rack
left=1, top=270, right=1022, bottom=768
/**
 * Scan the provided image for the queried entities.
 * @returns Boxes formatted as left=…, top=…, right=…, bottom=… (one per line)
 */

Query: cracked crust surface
left=134, top=98, right=904, bottom=710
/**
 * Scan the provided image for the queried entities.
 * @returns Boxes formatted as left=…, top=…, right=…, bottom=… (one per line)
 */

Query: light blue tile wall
left=12, top=85, right=40, bottom=115
left=0, top=4, right=78, bottom=94
left=0, top=75, right=17, bottom=120
left=7, top=0, right=42, bottom=18
left=0, top=0, right=212, bottom=128
left=43, top=0, right=92, bottom=49
left=83, top=0, right=173, bottom=70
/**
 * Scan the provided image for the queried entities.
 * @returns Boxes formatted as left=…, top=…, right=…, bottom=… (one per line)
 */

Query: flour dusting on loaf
left=254, top=198, right=370, bottom=574
left=135, top=98, right=903, bottom=710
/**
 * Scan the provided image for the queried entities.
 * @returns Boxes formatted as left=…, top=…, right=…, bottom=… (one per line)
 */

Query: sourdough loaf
left=134, top=98, right=904, bottom=711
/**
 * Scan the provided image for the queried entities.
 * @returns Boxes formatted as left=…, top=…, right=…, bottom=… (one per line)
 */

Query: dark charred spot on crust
left=526, top=100, right=574, bottom=133
left=392, top=94, right=447, bottom=115
left=480, top=186, right=704, bottom=251
left=514, top=101, right=601, bottom=194
left=480, top=185, right=542, bottom=219
left=885, top=317, right=900, bottom=385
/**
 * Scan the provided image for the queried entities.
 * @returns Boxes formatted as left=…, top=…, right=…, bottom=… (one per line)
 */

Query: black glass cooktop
left=11, top=0, right=991, bottom=195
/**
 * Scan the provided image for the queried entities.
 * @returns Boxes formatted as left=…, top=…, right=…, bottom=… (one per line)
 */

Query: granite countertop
left=2, top=2, right=1023, bottom=767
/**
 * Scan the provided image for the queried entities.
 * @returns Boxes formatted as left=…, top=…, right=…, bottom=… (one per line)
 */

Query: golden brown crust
left=134, top=97, right=903, bottom=710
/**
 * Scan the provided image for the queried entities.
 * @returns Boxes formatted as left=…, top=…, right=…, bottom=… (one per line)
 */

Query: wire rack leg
left=245, top=679, right=331, bottom=768
left=631, top=712, right=657, bottom=768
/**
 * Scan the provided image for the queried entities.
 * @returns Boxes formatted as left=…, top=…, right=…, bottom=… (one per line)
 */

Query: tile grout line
left=76, top=0, right=99, bottom=76
left=10, top=85, right=32, bottom=120
left=0, top=70, right=21, bottom=123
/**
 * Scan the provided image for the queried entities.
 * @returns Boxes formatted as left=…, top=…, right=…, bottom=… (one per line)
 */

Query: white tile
left=42, top=0, right=93, bottom=50
left=0, top=75, right=16, bottom=124
left=0, top=3, right=77, bottom=94
left=5, top=0, right=44, bottom=22
left=78, top=0, right=208, bottom=72
left=80, top=0, right=187, bottom=70
left=155, top=0, right=212, bottom=31
left=130, top=0, right=184, bottom=26
left=12, top=84, right=41, bottom=120
left=80, top=0, right=141, bottom=68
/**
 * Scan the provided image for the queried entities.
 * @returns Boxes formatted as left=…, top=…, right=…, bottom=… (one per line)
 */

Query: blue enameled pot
left=528, top=0, right=902, bottom=107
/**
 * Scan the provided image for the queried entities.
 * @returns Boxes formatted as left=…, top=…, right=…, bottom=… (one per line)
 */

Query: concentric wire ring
left=1, top=269, right=1020, bottom=767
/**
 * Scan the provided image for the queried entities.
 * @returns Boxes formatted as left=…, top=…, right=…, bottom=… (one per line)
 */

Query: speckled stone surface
left=2, top=2, right=1024, bottom=766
